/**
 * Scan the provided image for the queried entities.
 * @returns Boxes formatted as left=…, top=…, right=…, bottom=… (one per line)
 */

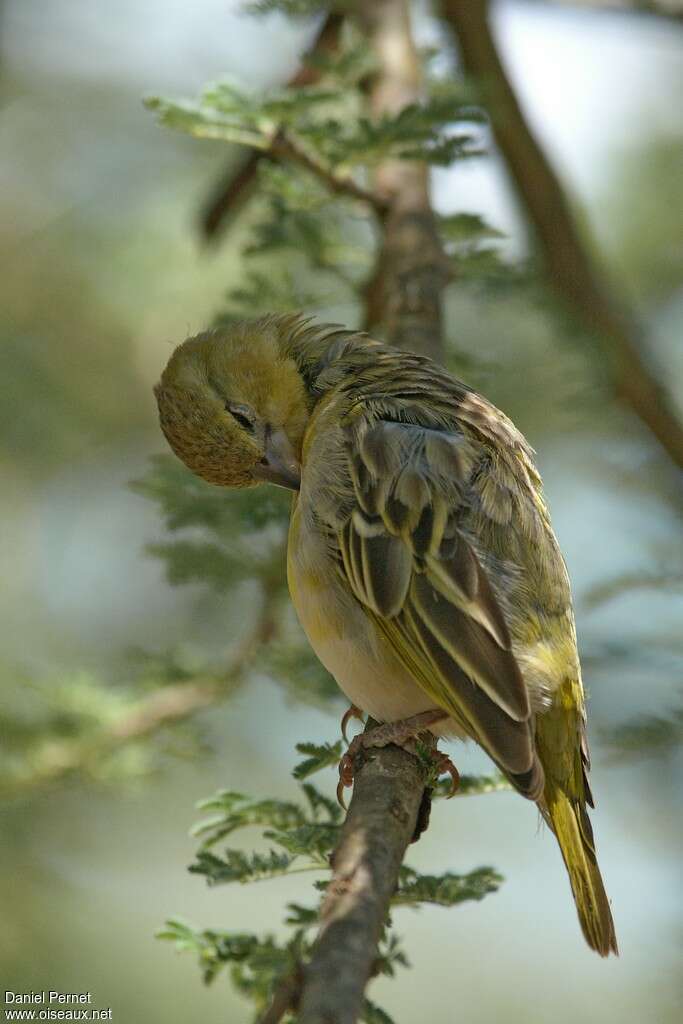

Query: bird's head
left=154, top=318, right=309, bottom=489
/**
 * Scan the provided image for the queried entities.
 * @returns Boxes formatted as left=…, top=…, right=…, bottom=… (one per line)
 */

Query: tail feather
left=544, top=784, right=618, bottom=957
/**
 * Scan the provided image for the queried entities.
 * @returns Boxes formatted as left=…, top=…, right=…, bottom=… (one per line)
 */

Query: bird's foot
left=409, top=749, right=460, bottom=843
left=340, top=703, right=365, bottom=744
left=336, top=709, right=450, bottom=808
left=428, top=748, right=460, bottom=798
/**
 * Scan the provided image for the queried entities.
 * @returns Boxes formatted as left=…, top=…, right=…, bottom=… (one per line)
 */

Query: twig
left=442, top=0, right=683, bottom=470
left=201, top=130, right=390, bottom=243
left=200, top=13, right=345, bottom=241
left=2, top=596, right=277, bottom=800
left=297, top=741, right=426, bottom=1024
left=0, top=678, right=231, bottom=801
left=270, top=131, right=390, bottom=213
left=201, top=150, right=264, bottom=241
left=257, top=968, right=302, bottom=1024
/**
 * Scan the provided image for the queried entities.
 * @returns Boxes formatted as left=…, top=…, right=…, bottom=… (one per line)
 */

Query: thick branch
left=359, top=0, right=450, bottom=363
left=297, top=743, right=426, bottom=1024
left=442, top=0, right=683, bottom=470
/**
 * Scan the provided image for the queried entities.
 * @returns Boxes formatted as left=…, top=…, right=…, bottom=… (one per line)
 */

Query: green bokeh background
left=1, top=3, right=681, bottom=1022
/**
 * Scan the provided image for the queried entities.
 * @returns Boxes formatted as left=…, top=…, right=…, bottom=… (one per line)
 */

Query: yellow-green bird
left=155, top=313, right=617, bottom=957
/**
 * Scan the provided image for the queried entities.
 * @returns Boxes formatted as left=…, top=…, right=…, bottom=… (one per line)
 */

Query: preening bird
left=155, top=313, right=617, bottom=957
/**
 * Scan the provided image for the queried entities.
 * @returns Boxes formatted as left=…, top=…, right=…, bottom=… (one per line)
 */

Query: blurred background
left=1, top=1, right=682, bottom=1022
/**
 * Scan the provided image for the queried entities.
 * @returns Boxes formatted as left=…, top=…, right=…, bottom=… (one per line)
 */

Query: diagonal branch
left=256, top=968, right=303, bottom=1024
left=201, top=12, right=345, bottom=241
left=270, top=130, right=390, bottom=213
left=1, top=593, right=277, bottom=800
left=441, top=0, right=683, bottom=470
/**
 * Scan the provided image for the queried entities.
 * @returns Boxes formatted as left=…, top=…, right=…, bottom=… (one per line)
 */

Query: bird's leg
left=336, top=709, right=454, bottom=808
left=340, top=703, right=365, bottom=744
left=429, top=748, right=460, bottom=799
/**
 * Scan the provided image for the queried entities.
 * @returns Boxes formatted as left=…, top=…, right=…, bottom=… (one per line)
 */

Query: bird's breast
left=287, top=497, right=460, bottom=734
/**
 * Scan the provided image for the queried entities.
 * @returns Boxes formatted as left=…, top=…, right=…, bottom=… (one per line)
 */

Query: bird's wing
left=336, top=412, right=543, bottom=799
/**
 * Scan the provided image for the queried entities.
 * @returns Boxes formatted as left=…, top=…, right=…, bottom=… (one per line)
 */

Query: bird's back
left=285, top=323, right=579, bottom=719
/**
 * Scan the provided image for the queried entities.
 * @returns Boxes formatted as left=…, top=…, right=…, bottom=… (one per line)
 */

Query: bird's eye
left=227, top=404, right=255, bottom=433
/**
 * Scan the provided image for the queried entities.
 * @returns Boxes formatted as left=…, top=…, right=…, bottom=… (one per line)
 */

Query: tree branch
left=292, top=4, right=451, bottom=1022
left=0, top=679, right=231, bottom=800
left=1, top=594, right=276, bottom=800
left=200, top=12, right=345, bottom=241
left=297, top=743, right=426, bottom=1024
left=270, top=131, right=390, bottom=213
left=256, top=968, right=302, bottom=1024
left=359, top=0, right=450, bottom=363
left=442, top=0, right=683, bottom=470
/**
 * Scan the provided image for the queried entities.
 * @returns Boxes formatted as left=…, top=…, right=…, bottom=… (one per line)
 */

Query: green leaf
left=191, top=791, right=307, bottom=849
left=265, top=642, right=341, bottom=705
left=284, top=903, right=318, bottom=927
left=394, top=865, right=502, bottom=908
left=362, top=997, right=398, bottom=1024
left=190, top=848, right=294, bottom=885
left=265, top=822, right=339, bottom=860
left=156, top=919, right=299, bottom=989
left=373, top=932, right=410, bottom=977
left=300, top=781, right=343, bottom=823
left=132, top=454, right=290, bottom=534
left=246, top=0, right=329, bottom=16
left=439, top=212, right=506, bottom=243
left=293, top=740, right=343, bottom=779
left=603, top=707, right=683, bottom=761
left=433, top=772, right=512, bottom=798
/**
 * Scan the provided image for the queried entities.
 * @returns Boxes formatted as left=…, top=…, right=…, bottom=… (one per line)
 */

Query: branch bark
left=290, top=4, right=449, bottom=1023
left=359, top=0, right=450, bottom=363
left=442, top=0, right=683, bottom=470
left=270, top=131, right=389, bottom=213
left=297, top=743, right=426, bottom=1024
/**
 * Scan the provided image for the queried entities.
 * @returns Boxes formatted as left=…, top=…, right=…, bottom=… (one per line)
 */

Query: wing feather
left=337, top=415, right=544, bottom=798
left=410, top=573, right=528, bottom=721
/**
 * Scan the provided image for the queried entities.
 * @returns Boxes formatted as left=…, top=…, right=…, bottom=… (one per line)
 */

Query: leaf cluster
left=146, top=72, right=484, bottom=169
left=143, top=25, right=514, bottom=324
left=0, top=668, right=194, bottom=798
left=131, top=451, right=341, bottom=712
left=160, top=743, right=504, bottom=1023
left=189, top=777, right=342, bottom=885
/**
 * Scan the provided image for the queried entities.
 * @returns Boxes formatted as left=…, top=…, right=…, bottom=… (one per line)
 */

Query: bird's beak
left=252, top=427, right=301, bottom=491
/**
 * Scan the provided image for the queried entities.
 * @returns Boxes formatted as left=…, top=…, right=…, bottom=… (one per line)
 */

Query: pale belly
left=287, top=505, right=464, bottom=740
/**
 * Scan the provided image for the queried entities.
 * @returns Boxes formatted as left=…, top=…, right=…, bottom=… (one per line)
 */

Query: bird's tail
left=543, top=782, right=618, bottom=957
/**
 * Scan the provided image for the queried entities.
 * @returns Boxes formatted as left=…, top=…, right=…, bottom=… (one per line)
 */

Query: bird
left=154, top=312, right=617, bottom=957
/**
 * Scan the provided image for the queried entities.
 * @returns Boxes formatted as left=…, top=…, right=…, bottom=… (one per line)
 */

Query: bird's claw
left=336, top=735, right=363, bottom=808
left=432, top=750, right=460, bottom=797
left=340, top=703, right=365, bottom=744
left=335, top=716, right=460, bottom=809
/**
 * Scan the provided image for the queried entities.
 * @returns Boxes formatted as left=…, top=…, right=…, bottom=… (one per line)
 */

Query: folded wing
left=337, top=415, right=544, bottom=799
